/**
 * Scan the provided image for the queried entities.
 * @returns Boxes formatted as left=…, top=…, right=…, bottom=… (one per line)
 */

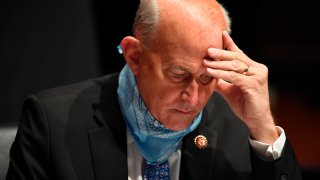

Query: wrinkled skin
left=121, top=0, right=278, bottom=144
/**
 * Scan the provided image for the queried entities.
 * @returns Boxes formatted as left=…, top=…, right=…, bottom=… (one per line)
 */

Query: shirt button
left=266, top=152, right=273, bottom=159
left=273, top=150, right=279, bottom=159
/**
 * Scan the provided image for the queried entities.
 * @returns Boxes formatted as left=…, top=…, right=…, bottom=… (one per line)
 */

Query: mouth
left=174, top=109, right=193, bottom=115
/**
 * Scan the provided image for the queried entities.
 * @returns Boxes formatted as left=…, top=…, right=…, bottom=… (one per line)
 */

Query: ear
left=120, top=36, right=142, bottom=75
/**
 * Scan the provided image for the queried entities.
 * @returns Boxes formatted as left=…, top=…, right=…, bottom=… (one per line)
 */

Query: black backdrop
left=3, top=0, right=319, bottom=126
left=0, top=0, right=140, bottom=126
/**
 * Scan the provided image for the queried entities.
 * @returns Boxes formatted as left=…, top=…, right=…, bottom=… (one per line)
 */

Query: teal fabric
left=117, top=64, right=202, bottom=164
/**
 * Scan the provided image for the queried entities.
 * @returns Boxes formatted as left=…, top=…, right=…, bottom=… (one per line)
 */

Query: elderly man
left=6, top=0, right=301, bottom=179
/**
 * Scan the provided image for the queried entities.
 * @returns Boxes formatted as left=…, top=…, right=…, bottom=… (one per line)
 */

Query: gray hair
left=219, top=3, right=232, bottom=33
left=133, top=0, right=232, bottom=47
left=133, top=0, right=160, bottom=47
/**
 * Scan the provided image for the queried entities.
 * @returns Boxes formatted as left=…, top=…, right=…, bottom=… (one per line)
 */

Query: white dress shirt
left=127, top=126, right=286, bottom=180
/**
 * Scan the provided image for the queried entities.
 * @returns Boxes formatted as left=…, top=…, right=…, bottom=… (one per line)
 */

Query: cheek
left=138, top=78, right=178, bottom=110
left=147, top=87, right=180, bottom=119
left=157, top=85, right=181, bottom=104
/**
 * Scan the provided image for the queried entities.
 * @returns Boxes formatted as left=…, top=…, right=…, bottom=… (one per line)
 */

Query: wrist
left=249, top=119, right=279, bottom=144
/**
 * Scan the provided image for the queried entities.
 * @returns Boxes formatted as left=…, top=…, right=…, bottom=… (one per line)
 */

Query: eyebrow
left=172, top=64, right=212, bottom=78
left=173, top=65, right=191, bottom=72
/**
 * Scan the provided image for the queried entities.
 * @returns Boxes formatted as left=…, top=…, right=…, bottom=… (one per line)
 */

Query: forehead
left=153, top=21, right=223, bottom=73
left=153, top=0, right=225, bottom=58
left=144, top=0, right=225, bottom=75
left=151, top=17, right=223, bottom=65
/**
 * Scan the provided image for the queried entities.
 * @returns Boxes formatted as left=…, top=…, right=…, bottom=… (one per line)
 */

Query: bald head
left=159, top=0, right=228, bottom=31
left=120, top=0, right=233, bottom=130
left=133, top=0, right=231, bottom=47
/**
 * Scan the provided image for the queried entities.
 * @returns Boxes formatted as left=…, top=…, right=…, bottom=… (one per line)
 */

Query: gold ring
left=243, top=65, right=249, bottom=75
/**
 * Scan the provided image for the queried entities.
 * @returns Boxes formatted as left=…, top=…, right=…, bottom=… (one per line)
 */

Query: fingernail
left=208, top=48, right=215, bottom=55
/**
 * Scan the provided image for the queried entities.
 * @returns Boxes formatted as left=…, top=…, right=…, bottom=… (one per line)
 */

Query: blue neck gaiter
left=117, top=65, right=202, bottom=165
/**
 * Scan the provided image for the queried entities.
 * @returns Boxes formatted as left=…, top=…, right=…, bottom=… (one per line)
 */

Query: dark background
left=1, top=0, right=319, bottom=179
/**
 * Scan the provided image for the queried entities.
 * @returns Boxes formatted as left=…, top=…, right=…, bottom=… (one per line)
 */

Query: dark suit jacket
left=6, top=73, right=302, bottom=180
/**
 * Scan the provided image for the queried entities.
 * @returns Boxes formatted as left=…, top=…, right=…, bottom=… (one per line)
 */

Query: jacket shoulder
left=31, top=73, right=119, bottom=102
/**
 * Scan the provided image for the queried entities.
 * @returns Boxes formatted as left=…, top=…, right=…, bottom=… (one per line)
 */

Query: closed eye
left=172, top=72, right=189, bottom=81
left=174, top=72, right=186, bottom=77
left=199, top=74, right=213, bottom=84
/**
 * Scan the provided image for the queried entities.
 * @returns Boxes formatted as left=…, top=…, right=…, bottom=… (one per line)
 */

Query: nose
left=181, top=79, right=199, bottom=107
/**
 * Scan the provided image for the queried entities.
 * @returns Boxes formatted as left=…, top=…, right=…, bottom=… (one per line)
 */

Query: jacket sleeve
left=6, top=95, right=50, bottom=180
left=250, top=139, right=302, bottom=180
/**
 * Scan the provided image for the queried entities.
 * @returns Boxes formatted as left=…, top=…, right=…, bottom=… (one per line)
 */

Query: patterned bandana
left=117, top=64, right=202, bottom=165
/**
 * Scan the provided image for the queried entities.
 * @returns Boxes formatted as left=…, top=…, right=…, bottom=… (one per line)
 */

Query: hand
left=203, top=30, right=278, bottom=144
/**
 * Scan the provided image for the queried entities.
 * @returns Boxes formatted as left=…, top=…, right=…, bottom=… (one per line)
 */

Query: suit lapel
left=180, top=108, right=218, bottom=180
left=87, top=73, right=220, bottom=180
left=88, top=73, right=128, bottom=180
left=88, top=126, right=127, bottom=180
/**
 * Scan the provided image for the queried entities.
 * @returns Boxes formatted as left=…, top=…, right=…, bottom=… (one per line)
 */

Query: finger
left=206, top=67, right=248, bottom=87
left=222, top=30, right=241, bottom=52
left=204, top=59, right=251, bottom=75
left=214, top=78, right=234, bottom=96
left=222, top=30, right=252, bottom=65
left=207, top=48, right=238, bottom=61
left=207, top=47, right=251, bottom=65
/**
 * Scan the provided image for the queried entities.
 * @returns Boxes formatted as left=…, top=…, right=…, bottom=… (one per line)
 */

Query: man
left=6, top=0, right=302, bottom=179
